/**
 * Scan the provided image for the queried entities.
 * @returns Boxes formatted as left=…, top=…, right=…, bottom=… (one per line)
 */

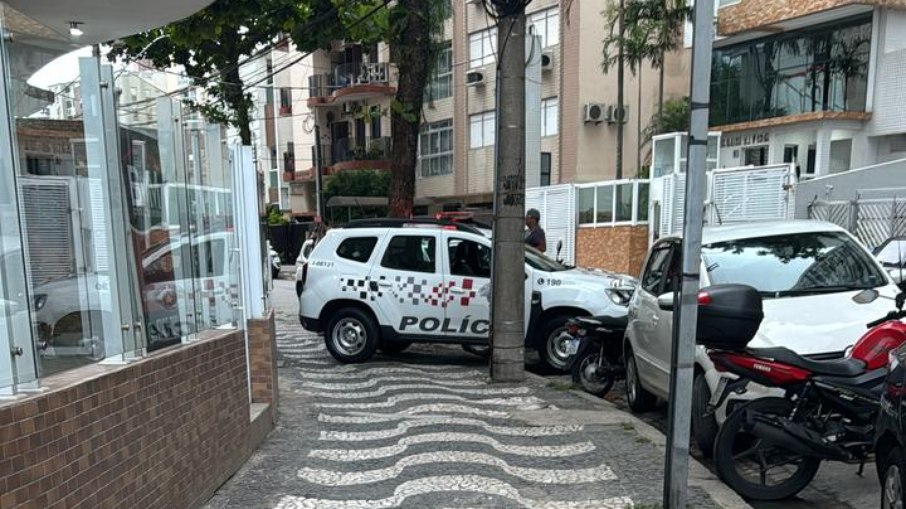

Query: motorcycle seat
left=747, top=347, right=866, bottom=377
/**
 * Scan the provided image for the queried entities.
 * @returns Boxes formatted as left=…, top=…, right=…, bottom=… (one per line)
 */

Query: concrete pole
left=663, top=0, right=714, bottom=506
left=615, top=0, right=625, bottom=180
left=490, top=5, right=527, bottom=383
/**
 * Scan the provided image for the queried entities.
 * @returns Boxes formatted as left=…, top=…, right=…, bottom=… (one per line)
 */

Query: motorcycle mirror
left=852, top=289, right=880, bottom=305
left=657, top=293, right=675, bottom=311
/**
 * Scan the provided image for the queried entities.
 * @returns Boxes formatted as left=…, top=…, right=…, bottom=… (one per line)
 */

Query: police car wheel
left=324, top=308, right=379, bottom=363
left=538, top=315, right=575, bottom=373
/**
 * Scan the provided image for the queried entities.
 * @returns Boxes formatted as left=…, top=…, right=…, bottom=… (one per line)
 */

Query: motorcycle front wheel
left=571, top=352, right=614, bottom=397
left=714, top=397, right=821, bottom=501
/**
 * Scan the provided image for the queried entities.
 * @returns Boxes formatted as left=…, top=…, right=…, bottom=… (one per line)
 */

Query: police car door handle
left=377, top=281, right=392, bottom=287
left=450, top=288, right=466, bottom=294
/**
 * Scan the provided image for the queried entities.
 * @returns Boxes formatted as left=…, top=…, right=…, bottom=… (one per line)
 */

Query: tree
left=322, top=169, right=391, bottom=222
left=602, top=0, right=690, bottom=177
left=290, top=0, right=448, bottom=218
left=646, top=96, right=690, bottom=137
left=108, top=0, right=311, bottom=145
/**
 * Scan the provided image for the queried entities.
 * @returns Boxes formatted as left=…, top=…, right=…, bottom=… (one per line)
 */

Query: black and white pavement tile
left=207, top=319, right=729, bottom=509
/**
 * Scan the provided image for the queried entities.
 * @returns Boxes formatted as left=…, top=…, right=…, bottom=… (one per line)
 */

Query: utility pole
left=663, top=0, right=714, bottom=506
left=489, top=0, right=527, bottom=383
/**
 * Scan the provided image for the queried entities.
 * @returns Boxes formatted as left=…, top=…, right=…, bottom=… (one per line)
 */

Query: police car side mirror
left=657, top=293, right=675, bottom=311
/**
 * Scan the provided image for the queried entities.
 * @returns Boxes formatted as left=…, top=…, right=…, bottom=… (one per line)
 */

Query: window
left=702, top=231, right=886, bottom=297
left=577, top=187, right=595, bottom=223
left=428, top=42, right=453, bottom=101
left=541, top=152, right=551, bottom=186
left=448, top=239, right=491, bottom=278
left=470, top=111, right=495, bottom=149
left=283, top=142, right=295, bottom=172
left=710, top=16, right=871, bottom=126
left=595, top=185, right=614, bottom=223
left=642, top=246, right=671, bottom=294
left=336, top=237, right=378, bottom=263
left=418, top=119, right=453, bottom=177
left=528, top=7, right=560, bottom=48
left=279, top=88, right=292, bottom=110
left=541, top=97, right=558, bottom=137
left=615, top=183, right=633, bottom=222
left=381, top=235, right=437, bottom=273
left=469, top=27, right=497, bottom=68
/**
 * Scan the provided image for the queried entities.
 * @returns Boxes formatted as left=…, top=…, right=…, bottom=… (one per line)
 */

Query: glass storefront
left=0, top=3, right=244, bottom=394
left=711, top=15, right=872, bottom=126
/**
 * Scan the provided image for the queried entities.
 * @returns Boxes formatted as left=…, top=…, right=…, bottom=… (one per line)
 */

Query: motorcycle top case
left=696, top=284, right=764, bottom=351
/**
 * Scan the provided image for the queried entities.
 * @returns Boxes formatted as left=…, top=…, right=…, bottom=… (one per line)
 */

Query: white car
left=624, top=220, right=901, bottom=455
left=298, top=219, right=636, bottom=370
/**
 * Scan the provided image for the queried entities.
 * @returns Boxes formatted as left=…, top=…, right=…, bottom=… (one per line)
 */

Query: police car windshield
left=525, top=246, right=567, bottom=272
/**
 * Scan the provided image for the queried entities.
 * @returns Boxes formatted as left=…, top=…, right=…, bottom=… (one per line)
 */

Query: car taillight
left=698, top=291, right=712, bottom=305
left=301, top=262, right=308, bottom=290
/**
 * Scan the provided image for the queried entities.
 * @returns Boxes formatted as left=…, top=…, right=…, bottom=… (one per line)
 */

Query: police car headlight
left=606, top=289, right=627, bottom=305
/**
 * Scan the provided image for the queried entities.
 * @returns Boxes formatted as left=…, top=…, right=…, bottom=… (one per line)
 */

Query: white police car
left=298, top=219, right=636, bottom=371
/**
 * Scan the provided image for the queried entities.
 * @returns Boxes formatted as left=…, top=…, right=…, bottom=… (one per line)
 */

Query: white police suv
left=298, top=219, right=636, bottom=371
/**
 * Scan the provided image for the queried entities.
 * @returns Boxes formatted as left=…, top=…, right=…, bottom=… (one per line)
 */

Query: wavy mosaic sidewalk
left=206, top=287, right=739, bottom=509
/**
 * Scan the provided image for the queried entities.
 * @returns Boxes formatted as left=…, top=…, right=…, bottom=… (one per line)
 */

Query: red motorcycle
left=698, top=284, right=906, bottom=501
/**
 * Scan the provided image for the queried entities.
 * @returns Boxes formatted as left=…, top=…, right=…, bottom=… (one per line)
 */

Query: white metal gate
left=525, top=184, right=576, bottom=265
left=809, top=196, right=906, bottom=250
left=655, top=163, right=796, bottom=238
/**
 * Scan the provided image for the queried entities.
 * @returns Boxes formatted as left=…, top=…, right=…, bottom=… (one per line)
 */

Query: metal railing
left=809, top=194, right=906, bottom=250
left=308, top=62, right=391, bottom=97
left=314, top=137, right=392, bottom=167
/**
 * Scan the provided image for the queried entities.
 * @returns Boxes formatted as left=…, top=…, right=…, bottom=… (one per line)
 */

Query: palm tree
left=603, top=0, right=690, bottom=177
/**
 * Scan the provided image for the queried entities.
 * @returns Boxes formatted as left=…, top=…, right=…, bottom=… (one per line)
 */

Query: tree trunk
left=658, top=59, right=665, bottom=122
left=387, top=0, right=433, bottom=218
left=615, top=0, right=625, bottom=180
left=224, top=63, right=252, bottom=146
left=637, top=66, right=642, bottom=177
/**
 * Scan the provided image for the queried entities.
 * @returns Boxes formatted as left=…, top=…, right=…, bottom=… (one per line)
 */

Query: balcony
left=716, top=0, right=900, bottom=36
left=710, top=15, right=872, bottom=128
left=307, top=62, right=395, bottom=107
left=314, top=137, right=392, bottom=174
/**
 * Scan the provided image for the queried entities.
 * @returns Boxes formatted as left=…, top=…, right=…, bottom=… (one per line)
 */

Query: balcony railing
left=313, top=137, right=392, bottom=167
left=308, top=62, right=392, bottom=98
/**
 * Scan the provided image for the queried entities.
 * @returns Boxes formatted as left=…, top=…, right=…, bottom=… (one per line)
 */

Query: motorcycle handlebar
left=867, top=310, right=906, bottom=329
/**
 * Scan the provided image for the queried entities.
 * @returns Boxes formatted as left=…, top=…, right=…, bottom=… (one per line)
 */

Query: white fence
left=653, top=163, right=797, bottom=239
left=525, top=184, right=577, bottom=265
left=809, top=194, right=906, bottom=250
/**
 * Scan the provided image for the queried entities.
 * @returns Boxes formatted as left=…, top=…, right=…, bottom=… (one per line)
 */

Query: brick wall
left=0, top=330, right=251, bottom=509
left=248, top=310, right=278, bottom=409
left=718, top=0, right=906, bottom=35
left=576, top=226, right=649, bottom=277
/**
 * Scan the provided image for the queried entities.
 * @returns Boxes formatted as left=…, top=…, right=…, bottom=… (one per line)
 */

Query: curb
left=524, top=371, right=753, bottom=509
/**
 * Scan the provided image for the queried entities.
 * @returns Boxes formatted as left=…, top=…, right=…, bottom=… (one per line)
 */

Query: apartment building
left=710, top=0, right=906, bottom=177
left=243, top=43, right=317, bottom=217
left=413, top=0, right=691, bottom=209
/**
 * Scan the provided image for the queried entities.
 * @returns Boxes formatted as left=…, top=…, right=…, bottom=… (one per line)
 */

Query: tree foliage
left=646, top=96, right=690, bottom=137
left=323, top=169, right=391, bottom=202
left=107, top=0, right=315, bottom=145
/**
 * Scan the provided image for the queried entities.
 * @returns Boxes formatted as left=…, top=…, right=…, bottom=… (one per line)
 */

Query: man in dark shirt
left=524, top=208, right=547, bottom=252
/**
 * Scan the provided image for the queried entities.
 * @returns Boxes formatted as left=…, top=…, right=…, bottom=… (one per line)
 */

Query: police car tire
left=324, top=307, right=379, bottom=363
left=537, top=314, right=575, bottom=373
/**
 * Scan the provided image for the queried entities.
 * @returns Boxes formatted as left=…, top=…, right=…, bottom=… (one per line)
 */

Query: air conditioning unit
left=466, top=70, right=485, bottom=87
left=541, top=51, right=553, bottom=71
left=610, top=104, right=630, bottom=124
left=584, top=103, right=612, bottom=124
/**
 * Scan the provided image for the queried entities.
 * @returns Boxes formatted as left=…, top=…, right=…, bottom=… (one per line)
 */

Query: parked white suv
left=624, top=220, right=900, bottom=455
left=298, top=219, right=636, bottom=370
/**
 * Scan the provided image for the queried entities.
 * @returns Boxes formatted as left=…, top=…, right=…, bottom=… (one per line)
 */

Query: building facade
left=710, top=0, right=906, bottom=177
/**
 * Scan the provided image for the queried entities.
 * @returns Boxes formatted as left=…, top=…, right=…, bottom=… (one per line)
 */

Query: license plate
left=709, top=377, right=730, bottom=408
left=566, top=338, right=581, bottom=355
